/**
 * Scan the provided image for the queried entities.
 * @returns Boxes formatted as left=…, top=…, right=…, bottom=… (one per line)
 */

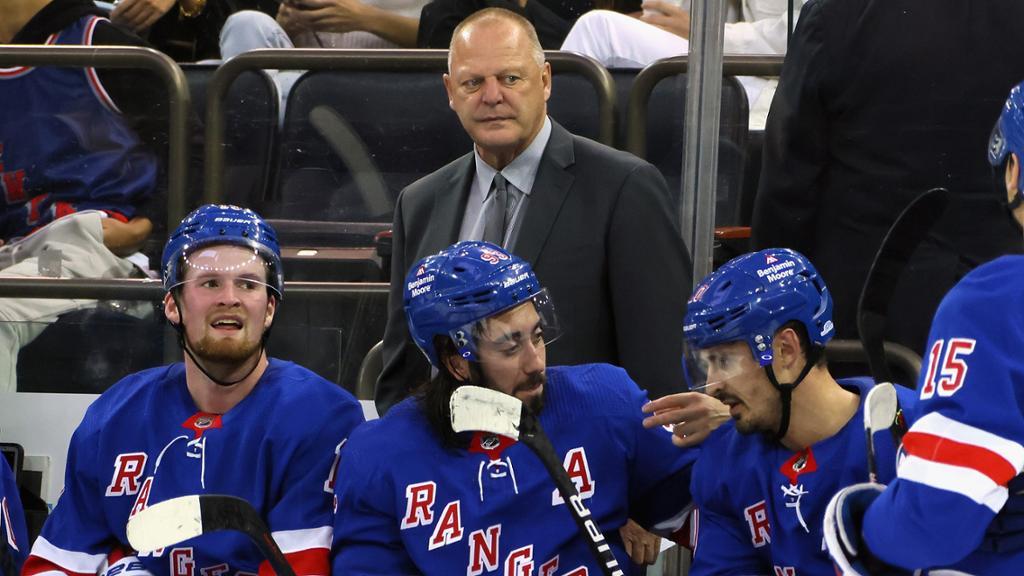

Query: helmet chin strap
left=170, top=293, right=269, bottom=388
left=763, top=346, right=822, bottom=441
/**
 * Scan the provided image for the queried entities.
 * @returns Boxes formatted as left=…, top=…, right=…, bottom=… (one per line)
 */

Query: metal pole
left=681, top=0, right=727, bottom=286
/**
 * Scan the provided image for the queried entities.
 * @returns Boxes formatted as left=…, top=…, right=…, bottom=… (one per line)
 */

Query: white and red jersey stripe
left=257, top=526, right=332, bottom=576
left=899, top=412, right=1024, bottom=513
left=23, top=536, right=107, bottom=576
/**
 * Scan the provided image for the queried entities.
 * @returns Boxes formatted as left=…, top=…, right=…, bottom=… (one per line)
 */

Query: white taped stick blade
left=450, top=386, right=523, bottom=439
left=864, top=382, right=898, bottom=434
left=126, top=495, right=203, bottom=552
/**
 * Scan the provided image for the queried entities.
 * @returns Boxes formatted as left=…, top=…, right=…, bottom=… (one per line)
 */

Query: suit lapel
left=423, top=153, right=474, bottom=254
left=512, top=121, right=576, bottom=265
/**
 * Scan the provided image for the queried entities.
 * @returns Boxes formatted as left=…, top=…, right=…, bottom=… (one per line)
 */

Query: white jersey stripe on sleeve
left=910, top=412, right=1024, bottom=472
left=28, top=535, right=107, bottom=574
left=82, top=16, right=122, bottom=115
left=271, top=526, right=333, bottom=553
left=899, top=454, right=1008, bottom=513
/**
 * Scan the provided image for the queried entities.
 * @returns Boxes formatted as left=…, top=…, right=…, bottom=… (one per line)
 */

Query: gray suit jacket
left=376, top=120, right=691, bottom=414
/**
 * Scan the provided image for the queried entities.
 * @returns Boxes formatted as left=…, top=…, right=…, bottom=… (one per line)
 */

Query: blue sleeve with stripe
left=863, top=256, right=1024, bottom=569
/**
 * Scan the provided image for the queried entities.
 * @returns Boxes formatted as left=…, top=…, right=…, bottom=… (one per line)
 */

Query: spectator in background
left=561, top=0, right=807, bottom=116
left=276, top=0, right=424, bottom=48
left=0, top=0, right=162, bottom=392
left=376, top=8, right=690, bottom=415
left=216, top=0, right=425, bottom=60
left=109, top=0, right=280, bottom=61
left=416, top=0, right=640, bottom=48
left=753, top=0, right=1024, bottom=358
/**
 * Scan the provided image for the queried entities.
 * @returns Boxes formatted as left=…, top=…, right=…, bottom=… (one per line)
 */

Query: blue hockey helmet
left=404, top=241, right=560, bottom=368
left=161, top=204, right=283, bottom=299
left=989, top=81, right=1024, bottom=206
left=684, top=248, right=833, bottom=366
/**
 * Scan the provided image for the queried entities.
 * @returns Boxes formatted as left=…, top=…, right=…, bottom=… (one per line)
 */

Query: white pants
left=561, top=10, right=775, bottom=126
left=0, top=211, right=139, bottom=392
left=561, top=10, right=691, bottom=69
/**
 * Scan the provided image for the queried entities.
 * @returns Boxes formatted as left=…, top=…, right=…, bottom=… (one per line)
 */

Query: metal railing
left=0, top=45, right=191, bottom=230
left=0, top=277, right=387, bottom=300
left=202, top=49, right=616, bottom=202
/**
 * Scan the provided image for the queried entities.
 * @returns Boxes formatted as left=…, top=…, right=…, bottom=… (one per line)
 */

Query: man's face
left=472, top=301, right=548, bottom=412
left=443, top=18, right=552, bottom=169
left=164, top=245, right=276, bottom=367
left=699, top=341, right=781, bottom=435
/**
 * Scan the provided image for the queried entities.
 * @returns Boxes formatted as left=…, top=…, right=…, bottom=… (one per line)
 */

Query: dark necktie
left=482, top=172, right=508, bottom=246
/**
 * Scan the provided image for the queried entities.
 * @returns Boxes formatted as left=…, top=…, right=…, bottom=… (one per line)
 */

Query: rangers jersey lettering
left=863, top=255, right=1024, bottom=574
left=331, top=364, right=696, bottom=575
left=689, top=378, right=916, bottom=575
left=0, top=15, right=156, bottom=241
left=24, top=360, right=365, bottom=576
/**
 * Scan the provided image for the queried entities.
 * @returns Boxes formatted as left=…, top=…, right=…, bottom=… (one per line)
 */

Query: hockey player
left=331, top=240, right=697, bottom=574
left=823, top=82, right=1024, bottom=575
left=22, top=205, right=366, bottom=576
left=0, top=454, right=28, bottom=576
left=676, top=247, right=916, bottom=574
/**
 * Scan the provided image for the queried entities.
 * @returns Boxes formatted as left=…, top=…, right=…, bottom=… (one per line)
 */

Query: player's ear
left=163, top=292, right=180, bottom=326
left=264, top=293, right=277, bottom=329
left=774, top=327, right=802, bottom=369
left=442, top=351, right=471, bottom=382
left=1007, top=153, right=1020, bottom=202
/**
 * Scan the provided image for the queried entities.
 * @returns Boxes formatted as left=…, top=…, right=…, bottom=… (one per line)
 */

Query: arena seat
left=270, top=50, right=615, bottom=230
left=621, top=59, right=750, bottom=228
left=181, top=64, right=279, bottom=211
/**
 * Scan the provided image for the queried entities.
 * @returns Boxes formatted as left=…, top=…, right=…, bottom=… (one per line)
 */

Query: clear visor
left=683, top=341, right=763, bottom=393
left=451, top=289, right=562, bottom=362
left=168, top=246, right=275, bottom=296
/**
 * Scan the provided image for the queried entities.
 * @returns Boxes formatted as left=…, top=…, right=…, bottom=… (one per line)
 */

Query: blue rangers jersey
left=332, top=363, right=696, bottom=575
left=24, top=359, right=364, bottom=576
left=863, top=255, right=1024, bottom=574
left=0, top=15, right=157, bottom=241
left=0, top=455, right=28, bottom=576
left=690, top=377, right=915, bottom=576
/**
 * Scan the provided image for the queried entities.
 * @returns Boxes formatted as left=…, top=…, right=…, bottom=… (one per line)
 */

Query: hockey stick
left=450, top=386, right=625, bottom=576
left=862, top=383, right=899, bottom=484
left=857, top=187, right=949, bottom=385
left=125, top=495, right=296, bottom=576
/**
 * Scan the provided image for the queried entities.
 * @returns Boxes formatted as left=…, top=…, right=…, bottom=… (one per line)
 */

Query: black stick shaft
left=200, top=496, right=297, bottom=576
left=857, top=188, right=949, bottom=385
left=520, top=420, right=624, bottom=576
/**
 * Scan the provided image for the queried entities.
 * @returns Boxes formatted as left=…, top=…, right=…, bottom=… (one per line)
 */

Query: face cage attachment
left=167, top=246, right=279, bottom=299
left=450, top=289, right=561, bottom=363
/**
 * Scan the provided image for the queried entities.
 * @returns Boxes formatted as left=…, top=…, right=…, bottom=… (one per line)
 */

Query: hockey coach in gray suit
left=375, top=7, right=691, bottom=415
